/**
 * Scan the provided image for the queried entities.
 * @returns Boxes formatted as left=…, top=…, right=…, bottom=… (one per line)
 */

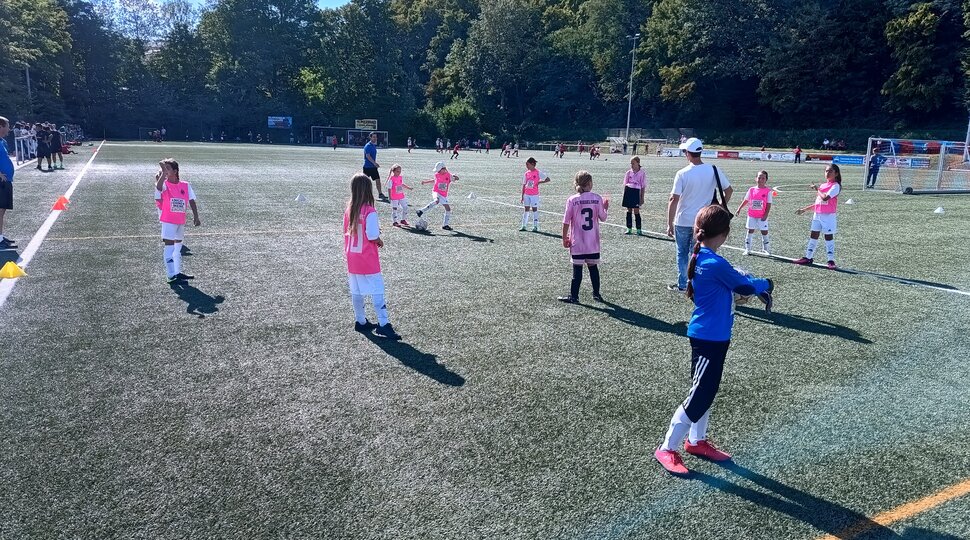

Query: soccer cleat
left=175, top=272, right=195, bottom=280
left=520, top=225, right=527, bottom=231
left=399, top=220, right=409, bottom=226
left=557, top=295, right=578, bottom=304
left=416, top=210, right=423, bottom=218
left=758, top=278, right=774, bottom=314
left=442, top=225, right=453, bottom=231
left=354, top=320, right=376, bottom=333
left=625, top=228, right=633, bottom=235
left=392, top=222, right=401, bottom=228
left=742, top=249, right=750, bottom=256
left=654, top=449, right=689, bottom=475
left=637, top=229, right=644, bottom=236
left=827, top=260, right=837, bottom=270
left=793, top=257, right=813, bottom=265
left=166, top=275, right=179, bottom=284
left=532, top=226, right=539, bottom=232
left=684, top=440, right=732, bottom=462
left=0, top=238, right=17, bottom=248
left=375, top=323, right=401, bottom=340
left=666, top=284, right=686, bottom=292
left=592, top=293, right=604, bottom=302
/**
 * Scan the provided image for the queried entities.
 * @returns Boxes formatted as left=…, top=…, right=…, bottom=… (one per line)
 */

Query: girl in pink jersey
left=155, top=159, right=200, bottom=283
left=520, top=157, right=551, bottom=231
left=385, top=164, right=413, bottom=228
left=345, top=173, right=400, bottom=339
left=793, top=164, right=842, bottom=269
left=734, top=170, right=773, bottom=255
left=621, top=156, right=647, bottom=235
left=559, top=171, right=609, bottom=303
left=416, top=162, right=460, bottom=231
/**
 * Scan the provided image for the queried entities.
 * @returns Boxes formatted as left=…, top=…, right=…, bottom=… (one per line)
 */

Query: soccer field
left=2, top=141, right=969, bottom=539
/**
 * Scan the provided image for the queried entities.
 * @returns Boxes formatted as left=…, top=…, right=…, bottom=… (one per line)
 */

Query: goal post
left=864, top=137, right=970, bottom=194
left=310, top=126, right=389, bottom=148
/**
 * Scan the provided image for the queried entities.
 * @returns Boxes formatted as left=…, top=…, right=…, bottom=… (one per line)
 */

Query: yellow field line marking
left=817, top=478, right=970, bottom=540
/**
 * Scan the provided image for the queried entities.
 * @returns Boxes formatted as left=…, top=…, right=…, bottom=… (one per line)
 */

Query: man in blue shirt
left=362, top=132, right=387, bottom=201
left=0, top=116, right=16, bottom=249
left=866, top=149, right=886, bottom=189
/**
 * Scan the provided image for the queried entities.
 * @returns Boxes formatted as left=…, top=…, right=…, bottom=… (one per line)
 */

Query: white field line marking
left=14, top=158, right=37, bottom=170
left=0, top=141, right=105, bottom=308
left=469, top=186, right=970, bottom=297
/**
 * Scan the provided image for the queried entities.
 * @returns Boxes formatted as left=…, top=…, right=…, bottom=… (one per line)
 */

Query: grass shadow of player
left=403, top=226, right=433, bottom=236
left=169, top=281, right=225, bottom=319
left=835, top=267, right=961, bottom=292
left=448, top=230, right=494, bottom=243
left=363, top=333, right=465, bottom=387
left=579, top=301, right=687, bottom=336
left=736, top=306, right=872, bottom=344
left=692, top=462, right=898, bottom=539
left=528, top=230, right=561, bottom=240
left=180, top=245, right=193, bottom=256
left=896, top=528, right=964, bottom=539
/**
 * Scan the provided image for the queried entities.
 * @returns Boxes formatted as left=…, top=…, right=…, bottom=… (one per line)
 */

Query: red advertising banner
left=717, top=151, right=739, bottom=159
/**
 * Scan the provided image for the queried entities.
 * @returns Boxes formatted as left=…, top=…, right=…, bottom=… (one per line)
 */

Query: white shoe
left=742, top=249, right=750, bottom=256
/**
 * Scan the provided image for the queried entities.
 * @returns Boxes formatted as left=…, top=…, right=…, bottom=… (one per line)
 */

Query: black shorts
left=0, top=181, right=12, bottom=210
left=363, top=167, right=380, bottom=181
left=37, top=145, right=50, bottom=159
left=622, top=186, right=642, bottom=208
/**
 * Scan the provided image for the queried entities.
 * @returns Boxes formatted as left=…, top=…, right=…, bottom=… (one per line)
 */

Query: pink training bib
left=746, top=186, right=771, bottom=218
left=433, top=171, right=451, bottom=197
left=343, top=205, right=381, bottom=275
left=159, top=180, right=190, bottom=225
left=523, top=169, right=541, bottom=196
left=814, top=181, right=838, bottom=214
left=389, top=175, right=405, bottom=201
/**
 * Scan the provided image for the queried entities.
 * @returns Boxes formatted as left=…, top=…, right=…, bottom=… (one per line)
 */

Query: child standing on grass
left=558, top=171, right=608, bottom=303
left=734, top=170, right=773, bottom=255
left=344, top=173, right=400, bottom=340
left=793, top=164, right=841, bottom=269
left=155, top=159, right=200, bottom=283
left=520, top=157, right=551, bottom=232
left=621, top=156, right=648, bottom=235
left=416, top=162, right=459, bottom=231
left=655, top=204, right=774, bottom=475
left=385, top=164, right=413, bottom=228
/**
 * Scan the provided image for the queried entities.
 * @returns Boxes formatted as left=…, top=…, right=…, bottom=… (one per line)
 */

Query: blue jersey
left=687, top=247, right=770, bottom=342
left=0, top=140, right=13, bottom=183
left=363, top=142, right=377, bottom=168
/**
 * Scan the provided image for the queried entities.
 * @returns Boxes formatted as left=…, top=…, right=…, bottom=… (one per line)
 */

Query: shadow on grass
left=835, top=267, right=962, bottom=292
left=363, top=333, right=465, bottom=387
left=402, top=226, right=433, bottom=236
left=449, top=229, right=494, bottom=243
left=0, top=249, right=18, bottom=265
left=524, top=230, right=561, bottom=240
left=693, top=462, right=898, bottom=539
left=896, top=528, right=964, bottom=539
left=180, top=244, right=193, bottom=256
left=169, top=281, right=225, bottom=318
left=736, top=306, right=872, bottom=344
left=579, top=301, right=687, bottom=336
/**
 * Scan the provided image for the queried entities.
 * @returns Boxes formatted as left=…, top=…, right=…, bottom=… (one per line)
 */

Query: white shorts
left=523, top=194, right=540, bottom=208
left=161, top=222, right=185, bottom=241
left=434, top=194, right=450, bottom=205
left=746, top=216, right=769, bottom=231
left=348, top=272, right=385, bottom=296
left=810, top=213, right=837, bottom=235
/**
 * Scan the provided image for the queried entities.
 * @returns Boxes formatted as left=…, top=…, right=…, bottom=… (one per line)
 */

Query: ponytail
left=685, top=228, right=706, bottom=301
left=685, top=204, right=733, bottom=301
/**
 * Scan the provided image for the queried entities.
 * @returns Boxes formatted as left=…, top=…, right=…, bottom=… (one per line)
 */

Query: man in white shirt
left=666, top=137, right=733, bottom=291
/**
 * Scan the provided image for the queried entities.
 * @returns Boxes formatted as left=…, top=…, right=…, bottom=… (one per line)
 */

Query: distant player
left=655, top=204, right=774, bottom=476
left=362, top=132, right=388, bottom=201
left=154, top=159, right=200, bottom=283
left=512, top=143, right=519, bottom=157
left=451, top=142, right=460, bottom=160
left=558, top=171, right=608, bottom=303
left=735, top=170, right=773, bottom=255
left=621, top=156, right=648, bottom=235
left=416, top=162, right=459, bottom=231
left=385, top=164, right=413, bottom=228
left=520, top=157, right=551, bottom=231
left=407, top=136, right=414, bottom=154
left=344, top=173, right=400, bottom=340
left=793, top=164, right=841, bottom=269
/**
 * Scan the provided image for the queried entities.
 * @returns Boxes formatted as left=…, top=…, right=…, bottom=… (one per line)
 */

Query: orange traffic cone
left=52, top=196, right=69, bottom=210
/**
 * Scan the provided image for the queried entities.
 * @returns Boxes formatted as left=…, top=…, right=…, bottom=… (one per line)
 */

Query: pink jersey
left=523, top=169, right=542, bottom=196
left=343, top=205, right=381, bottom=275
left=159, top=180, right=191, bottom=225
left=624, top=169, right=646, bottom=190
left=433, top=171, right=452, bottom=197
left=563, top=191, right=607, bottom=255
left=388, top=175, right=406, bottom=201
left=745, top=186, right=772, bottom=218
left=813, top=181, right=839, bottom=214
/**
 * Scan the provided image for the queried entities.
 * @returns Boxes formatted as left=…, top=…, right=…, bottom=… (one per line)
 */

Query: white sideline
left=469, top=187, right=970, bottom=298
left=0, top=141, right=105, bottom=309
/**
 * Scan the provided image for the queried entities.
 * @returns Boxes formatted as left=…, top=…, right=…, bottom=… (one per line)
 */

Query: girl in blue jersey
left=655, top=204, right=774, bottom=475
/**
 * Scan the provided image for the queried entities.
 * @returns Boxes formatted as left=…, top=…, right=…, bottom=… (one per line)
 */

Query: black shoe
left=354, top=320, right=376, bottom=333
left=416, top=210, right=423, bottom=218
left=375, top=323, right=401, bottom=340
left=557, top=296, right=578, bottom=303
left=758, top=278, right=774, bottom=314
left=442, top=225, right=453, bottom=231
left=592, top=293, right=604, bottom=302
left=175, top=272, right=195, bottom=280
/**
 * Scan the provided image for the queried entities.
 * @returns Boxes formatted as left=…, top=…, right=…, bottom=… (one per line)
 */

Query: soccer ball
left=734, top=293, right=753, bottom=306
left=414, top=218, right=429, bottom=231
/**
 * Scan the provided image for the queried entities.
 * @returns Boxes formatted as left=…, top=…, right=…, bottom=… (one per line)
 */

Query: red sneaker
left=793, top=257, right=813, bottom=265
left=392, top=222, right=401, bottom=228
left=827, top=260, right=837, bottom=270
left=684, top=439, right=732, bottom=461
left=400, top=220, right=410, bottom=226
left=654, top=449, right=689, bottom=475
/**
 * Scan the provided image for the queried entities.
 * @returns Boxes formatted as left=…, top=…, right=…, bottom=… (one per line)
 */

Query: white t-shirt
left=365, top=211, right=380, bottom=241
left=670, top=162, right=731, bottom=228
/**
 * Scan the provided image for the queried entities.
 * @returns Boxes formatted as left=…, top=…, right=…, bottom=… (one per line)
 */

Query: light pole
left=624, top=33, right=640, bottom=154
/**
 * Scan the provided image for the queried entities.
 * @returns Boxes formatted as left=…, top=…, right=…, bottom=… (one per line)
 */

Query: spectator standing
left=794, top=145, right=802, bottom=164
left=0, top=116, right=16, bottom=249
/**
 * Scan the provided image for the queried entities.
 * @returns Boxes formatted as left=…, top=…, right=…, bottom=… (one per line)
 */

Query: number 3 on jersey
left=581, top=208, right=594, bottom=230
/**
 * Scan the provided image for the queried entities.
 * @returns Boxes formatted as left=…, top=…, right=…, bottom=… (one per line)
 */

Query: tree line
left=1, top=0, right=968, bottom=145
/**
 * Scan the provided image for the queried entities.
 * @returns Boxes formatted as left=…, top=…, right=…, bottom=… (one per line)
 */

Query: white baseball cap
left=433, top=161, right=446, bottom=173
left=679, top=137, right=703, bottom=153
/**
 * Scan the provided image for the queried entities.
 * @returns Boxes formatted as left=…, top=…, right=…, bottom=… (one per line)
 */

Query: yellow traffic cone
left=0, top=261, right=26, bottom=278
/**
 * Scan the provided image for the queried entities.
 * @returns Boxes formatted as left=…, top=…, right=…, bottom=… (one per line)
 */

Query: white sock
left=351, top=294, right=366, bottom=324
left=660, top=405, right=692, bottom=451
left=825, top=239, right=835, bottom=261
left=420, top=200, right=438, bottom=214
left=521, top=211, right=530, bottom=226
left=173, top=242, right=183, bottom=274
left=688, top=410, right=710, bottom=444
left=806, top=238, right=818, bottom=258
left=762, top=233, right=771, bottom=253
left=745, top=233, right=752, bottom=251
left=163, top=244, right=176, bottom=277
left=443, top=211, right=451, bottom=226
left=373, top=293, right=389, bottom=326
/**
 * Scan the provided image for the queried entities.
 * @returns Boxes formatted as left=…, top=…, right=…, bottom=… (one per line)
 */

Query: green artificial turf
left=1, top=142, right=968, bottom=539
